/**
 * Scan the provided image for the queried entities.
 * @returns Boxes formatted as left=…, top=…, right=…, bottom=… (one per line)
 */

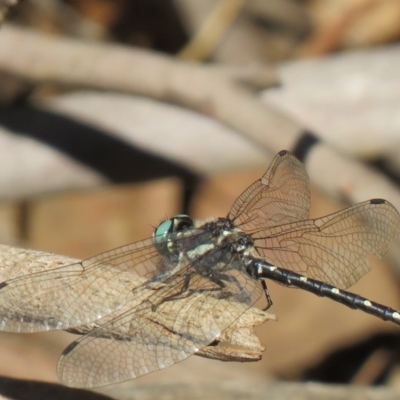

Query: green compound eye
left=153, top=215, right=194, bottom=254
left=153, top=219, right=172, bottom=241
left=154, top=215, right=193, bottom=239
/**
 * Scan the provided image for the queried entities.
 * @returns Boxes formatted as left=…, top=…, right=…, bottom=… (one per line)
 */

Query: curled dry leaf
left=71, top=293, right=273, bottom=363
left=196, top=306, right=274, bottom=362
left=0, top=244, right=271, bottom=363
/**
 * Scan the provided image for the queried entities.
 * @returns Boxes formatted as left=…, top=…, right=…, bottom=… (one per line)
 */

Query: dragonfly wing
left=0, top=238, right=170, bottom=332
left=228, top=151, right=310, bottom=231
left=58, top=253, right=263, bottom=388
left=253, top=199, right=400, bottom=289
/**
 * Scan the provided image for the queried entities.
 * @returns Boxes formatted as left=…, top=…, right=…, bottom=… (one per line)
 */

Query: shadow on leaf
left=0, top=375, right=114, bottom=400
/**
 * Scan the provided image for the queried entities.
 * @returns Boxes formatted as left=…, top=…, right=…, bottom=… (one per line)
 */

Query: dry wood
left=0, top=23, right=296, bottom=150
left=0, top=378, right=399, bottom=400
left=178, top=0, right=245, bottom=61
left=99, top=381, right=400, bottom=400
left=0, top=24, right=398, bottom=205
left=1, top=24, right=400, bottom=275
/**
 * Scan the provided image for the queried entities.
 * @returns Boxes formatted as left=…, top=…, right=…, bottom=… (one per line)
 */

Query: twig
left=1, top=24, right=400, bottom=260
left=298, top=0, right=378, bottom=56
left=0, top=0, right=19, bottom=26
left=178, top=0, right=245, bottom=61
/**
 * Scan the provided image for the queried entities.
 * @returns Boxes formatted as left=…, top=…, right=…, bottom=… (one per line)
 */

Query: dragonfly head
left=153, top=214, right=194, bottom=258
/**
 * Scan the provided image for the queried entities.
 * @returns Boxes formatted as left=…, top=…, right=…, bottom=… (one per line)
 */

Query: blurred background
left=0, top=0, right=400, bottom=399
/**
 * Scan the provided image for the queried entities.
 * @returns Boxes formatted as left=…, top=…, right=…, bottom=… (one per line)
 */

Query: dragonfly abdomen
left=247, top=257, right=400, bottom=325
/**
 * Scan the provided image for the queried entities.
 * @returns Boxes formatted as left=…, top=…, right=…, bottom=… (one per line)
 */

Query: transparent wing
left=228, top=151, right=310, bottom=232
left=253, top=199, right=400, bottom=289
left=57, top=252, right=263, bottom=388
left=0, top=237, right=181, bottom=333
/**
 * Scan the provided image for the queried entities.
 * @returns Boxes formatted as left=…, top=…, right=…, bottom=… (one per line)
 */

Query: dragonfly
left=0, top=150, right=400, bottom=388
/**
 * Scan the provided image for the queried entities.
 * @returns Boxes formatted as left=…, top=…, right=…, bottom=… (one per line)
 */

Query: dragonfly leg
left=261, top=280, right=273, bottom=311
left=153, top=270, right=248, bottom=311
left=151, top=272, right=196, bottom=311
left=208, top=272, right=254, bottom=304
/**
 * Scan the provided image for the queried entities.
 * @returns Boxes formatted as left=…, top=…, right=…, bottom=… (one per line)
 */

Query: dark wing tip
left=0, top=282, right=7, bottom=289
left=370, top=198, right=386, bottom=205
left=278, top=150, right=289, bottom=156
left=61, top=341, right=79, bottom=356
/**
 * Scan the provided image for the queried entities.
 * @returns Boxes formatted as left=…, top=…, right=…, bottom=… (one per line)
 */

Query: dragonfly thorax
left=201, top=218, right=255, bottom=257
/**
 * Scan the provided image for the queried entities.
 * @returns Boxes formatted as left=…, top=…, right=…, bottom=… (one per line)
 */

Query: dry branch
left=0, top=23, right=295, bottom=149
left=1, top=24, right=400, bottom=275
left=0, top=0, right=19, bottom=26
left=100, top=381, right=400, bottom=400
